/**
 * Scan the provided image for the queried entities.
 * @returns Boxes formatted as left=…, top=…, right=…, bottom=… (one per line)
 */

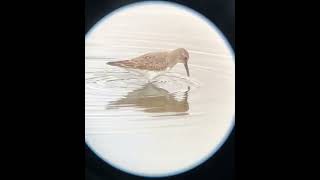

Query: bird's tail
left=106, top=60, right=130, bottom=68
left=106, top=61, right=124, bottom=67
left=106, top=61, right=118, bottom=66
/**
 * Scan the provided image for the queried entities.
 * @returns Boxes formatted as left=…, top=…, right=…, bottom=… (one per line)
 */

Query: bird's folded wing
left=108, top=52, right=169, bottom=71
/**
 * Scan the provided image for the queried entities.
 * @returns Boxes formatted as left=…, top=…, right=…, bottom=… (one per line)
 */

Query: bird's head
left=173, top=48, right=190, bottom=77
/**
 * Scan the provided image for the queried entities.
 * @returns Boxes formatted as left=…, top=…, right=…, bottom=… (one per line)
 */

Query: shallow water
left=85, top=2, right=234, bottom=177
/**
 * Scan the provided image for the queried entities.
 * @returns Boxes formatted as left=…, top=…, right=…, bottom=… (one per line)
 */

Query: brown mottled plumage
left=107, top=48, right=190, bottom=79
left=107, top=52, right=169, bottom=71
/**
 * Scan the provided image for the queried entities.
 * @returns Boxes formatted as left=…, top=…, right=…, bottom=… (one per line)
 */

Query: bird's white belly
left=146, top=71, right=162, bottom=80
left=127, top=68, right=170, bottom=80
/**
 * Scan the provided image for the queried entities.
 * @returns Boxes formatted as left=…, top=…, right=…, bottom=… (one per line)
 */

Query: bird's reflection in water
left=107, top=83, right=190, bottom=115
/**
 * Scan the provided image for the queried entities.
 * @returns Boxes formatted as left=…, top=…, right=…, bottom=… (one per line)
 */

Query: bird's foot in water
left=157, top=80, right=168, bottom=83
left=149, top=79, right=168, bottom=84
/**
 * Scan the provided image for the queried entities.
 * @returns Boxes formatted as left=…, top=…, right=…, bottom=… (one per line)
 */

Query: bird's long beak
left=184, top=62, right=190, bottom=77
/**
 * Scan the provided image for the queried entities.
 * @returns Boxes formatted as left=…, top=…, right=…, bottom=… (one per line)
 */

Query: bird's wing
left=108, top=52, right=169, bottom=71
